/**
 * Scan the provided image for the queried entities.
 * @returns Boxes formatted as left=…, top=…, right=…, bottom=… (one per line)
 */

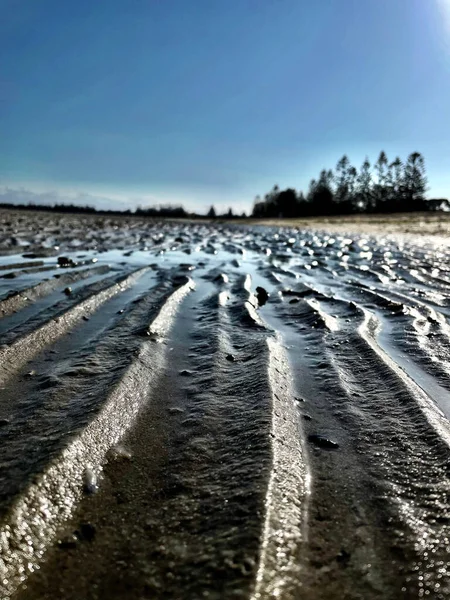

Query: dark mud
left=0, top=211, right=449, bottom=599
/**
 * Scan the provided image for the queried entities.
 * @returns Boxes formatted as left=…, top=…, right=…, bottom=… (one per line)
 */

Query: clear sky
left=1, top=0, right=450, bottom=213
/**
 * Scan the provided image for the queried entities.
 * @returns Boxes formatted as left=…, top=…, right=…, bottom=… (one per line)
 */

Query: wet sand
left=0, top=210, right=450, bottom=599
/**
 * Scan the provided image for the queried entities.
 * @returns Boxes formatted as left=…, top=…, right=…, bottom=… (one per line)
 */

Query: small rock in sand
left=83, top=468, right=98, bottom=495
left=308, top=434, right=339, bottom=449
left=58, top=534, right=78, bottom=549
left=256, top=286, right=269, bottom=306
left=76, top=522, right=96, bottom=542
left=58, top=256, right=76, bottom=268
left=107, top=445, right=132, bottom=461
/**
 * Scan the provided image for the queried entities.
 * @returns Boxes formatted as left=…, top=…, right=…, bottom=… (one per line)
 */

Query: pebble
left=214, top=273, right=229, bottom=284
left=308, top=434, right=339, bottom=449
left=58, top=256, right=76, bottom=268
left=226, top=354, right=235, bottom=362
left=336, top=548, right=351, bottom=566
left=107, top=445, right=132, bottom=461
left=76, top=522, right=96, bottom=542
left=255, top=286, right=269, bottom=306
left=58, top=534, right=78, bottom=549
left=83, top=468, right=98, bottom=495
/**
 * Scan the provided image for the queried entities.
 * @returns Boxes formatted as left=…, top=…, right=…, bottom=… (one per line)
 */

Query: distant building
left=427, top=199, right=450, bottom=211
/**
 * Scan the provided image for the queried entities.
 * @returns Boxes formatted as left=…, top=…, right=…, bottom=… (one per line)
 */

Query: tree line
left=0, top=201, right=248, bottom=219
left=252, top=151, right=446, bottom=218
left=0, top=202, right=192, bottom=218
left=1, top=151, right=447, bottom=219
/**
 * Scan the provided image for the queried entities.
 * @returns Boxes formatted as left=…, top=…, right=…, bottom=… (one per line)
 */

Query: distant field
left=241, top=211, right=450, bottom=238
left=1, top=207, right=450, bottom=239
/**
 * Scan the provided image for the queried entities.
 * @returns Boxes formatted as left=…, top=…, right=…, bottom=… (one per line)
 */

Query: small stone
left=63, top=287, right=72, bottom=295
left=58, top=256, right=76, bottom=268
left=76, top=522, right=96, bottom=542
left=213, top=273, right=229, bottom=284
left=308, top=434, right=339, bottom=449
left=302, top=414, right=312, bottom=421
left=240, top=557, right=256, bottom=575
left=255, top=286, right=269, bottom=306
left=0, top=418, right=10, bottom=426
left=83, top=468, right=98, bottom=495
left=82, top=315, right=90, bottom=321
left=226, top=354, right=235, bottom=362
left=58, top=534, right=78, bottom=549
left=107, top=445, right=132, bottom=461
left=336, top=548, right=351, bottom=566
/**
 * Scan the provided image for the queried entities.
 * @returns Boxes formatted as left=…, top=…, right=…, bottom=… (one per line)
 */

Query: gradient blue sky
left=1, top=0, right=450, bottom=213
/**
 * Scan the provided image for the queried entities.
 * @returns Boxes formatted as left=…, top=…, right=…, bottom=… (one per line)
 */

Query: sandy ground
left=0, top=210, right=449, bottom=599
left=241, top=211, right=450, bottom=239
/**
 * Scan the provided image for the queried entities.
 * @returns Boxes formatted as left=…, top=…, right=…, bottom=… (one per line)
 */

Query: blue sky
left=1, top=0, right=450, bottom=213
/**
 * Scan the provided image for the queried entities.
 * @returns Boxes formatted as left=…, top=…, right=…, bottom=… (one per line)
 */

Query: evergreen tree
left=306, top=179, right=317, bottom=203
left=356, top=158, right=372, bottom=212
left=402, top=152, right=427, bottom=210
left=207, top=205, right=216, bottom=218
left=335, top=156, right=358, bottom=213
left=276, top=188, right=299, bottom=217
left=307, top=171, right=334, bottom=215
left=386, top=157, right=403, bottom=208
left=347, top=166, right=358, bottom=211
left=373, top=151, right=389, bottom=210
left=335, top=155, right=351, bottom=206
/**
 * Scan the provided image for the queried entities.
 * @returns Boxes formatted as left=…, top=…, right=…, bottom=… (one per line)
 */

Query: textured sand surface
left=0, top=210, right=449, bottom=599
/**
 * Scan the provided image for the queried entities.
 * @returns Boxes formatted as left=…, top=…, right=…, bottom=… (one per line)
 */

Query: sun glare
left=437, top=0, right=450, bottom=30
